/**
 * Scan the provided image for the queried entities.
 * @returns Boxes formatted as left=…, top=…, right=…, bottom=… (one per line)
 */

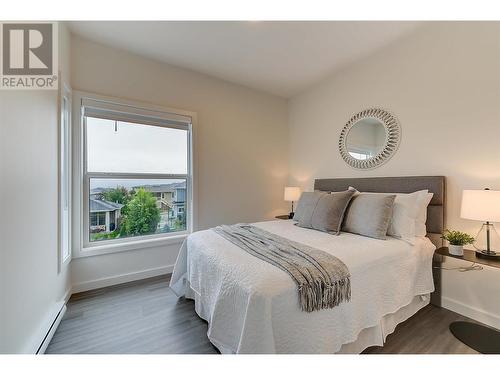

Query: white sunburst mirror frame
left=338, top=108, right=401, bottom=170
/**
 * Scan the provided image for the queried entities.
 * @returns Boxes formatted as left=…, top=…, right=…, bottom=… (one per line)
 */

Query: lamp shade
left=284, top=187, right=301, bottom=202
left=460, top=189, right=500, bottom=222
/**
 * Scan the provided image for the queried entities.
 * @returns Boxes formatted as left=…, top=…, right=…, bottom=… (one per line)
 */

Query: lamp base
left=288, top=212, right=295, bottom=219
left=475, top=249, right=500, bottom=258
left=473, top=222, right=500, bottom=258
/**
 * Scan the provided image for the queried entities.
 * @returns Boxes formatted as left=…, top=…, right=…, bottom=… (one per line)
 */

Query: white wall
left=288, top=22, right=500, bottom=327
left=70, top=35, right=289, bottom=289
left=0, top=23, right=72, bottom=353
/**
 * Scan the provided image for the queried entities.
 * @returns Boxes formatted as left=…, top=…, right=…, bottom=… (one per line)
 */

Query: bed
left=170, top=176, right=446, bottom=353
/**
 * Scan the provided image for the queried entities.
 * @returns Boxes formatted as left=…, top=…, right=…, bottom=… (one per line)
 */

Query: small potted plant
left=442, top=229, right=475, bottom=256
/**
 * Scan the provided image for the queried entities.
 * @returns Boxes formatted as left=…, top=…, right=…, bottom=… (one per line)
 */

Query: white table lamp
left=460, top=188, right=500, bottom=258
left=284, top=187, right=301, bottom=219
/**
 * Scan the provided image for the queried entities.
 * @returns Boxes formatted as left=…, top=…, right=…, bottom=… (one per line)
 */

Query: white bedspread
left=170, top=220, right=436, bottom=353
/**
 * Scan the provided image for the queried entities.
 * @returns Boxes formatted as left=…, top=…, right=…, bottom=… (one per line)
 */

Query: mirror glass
left=346, top=118, right=387, bottom=160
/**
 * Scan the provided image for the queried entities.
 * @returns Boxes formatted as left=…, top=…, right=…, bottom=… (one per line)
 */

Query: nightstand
left=435, top=247, right=500, bottom=270
left=275, top=215, right=291, bottom=220
left=432, top=246, right=500, bottom=306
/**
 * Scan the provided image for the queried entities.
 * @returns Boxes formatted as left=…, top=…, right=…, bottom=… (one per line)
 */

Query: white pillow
left=387, top=190, right=429, bottom=242
left=415, top=193, right=434, bottom=237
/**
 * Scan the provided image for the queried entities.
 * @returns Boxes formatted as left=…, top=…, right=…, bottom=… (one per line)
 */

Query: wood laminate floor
left=46, top=275, right=478, bottom=354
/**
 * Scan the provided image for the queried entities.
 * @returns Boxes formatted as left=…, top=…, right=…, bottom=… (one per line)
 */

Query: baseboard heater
left=36, top=303, right=67, bottom=354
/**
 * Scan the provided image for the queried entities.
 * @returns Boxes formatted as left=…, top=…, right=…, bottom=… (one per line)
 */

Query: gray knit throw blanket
left=212, top=224, right=351, bottom=312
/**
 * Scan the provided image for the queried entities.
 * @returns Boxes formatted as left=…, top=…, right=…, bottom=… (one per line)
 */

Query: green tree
left=121, top=188, right=160, bottom=236
left=103, top=186, right=131, bottom=215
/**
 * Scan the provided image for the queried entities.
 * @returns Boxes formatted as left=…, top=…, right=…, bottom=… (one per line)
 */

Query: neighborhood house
left=139, top=182, right=186, bottom=223
left=89, top=198, right=123, bottom=233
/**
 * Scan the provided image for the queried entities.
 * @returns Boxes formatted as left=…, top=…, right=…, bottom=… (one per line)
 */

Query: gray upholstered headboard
left=314, top=176, right=446, bottom=246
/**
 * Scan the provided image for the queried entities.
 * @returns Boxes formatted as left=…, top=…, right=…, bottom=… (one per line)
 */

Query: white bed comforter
left=170, top=220, right=436, bottom=353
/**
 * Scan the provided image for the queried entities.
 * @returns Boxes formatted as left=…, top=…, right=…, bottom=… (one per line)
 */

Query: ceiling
left=68, top=21, right=422, bottom=98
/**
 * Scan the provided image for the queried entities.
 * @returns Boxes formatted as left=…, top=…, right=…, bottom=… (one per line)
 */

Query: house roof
left=90, top=198, right=124, bottom=213
left=135, top=181, right=186, bottom=193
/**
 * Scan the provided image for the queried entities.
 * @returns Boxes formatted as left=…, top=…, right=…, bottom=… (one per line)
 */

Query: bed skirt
left=183, top=281, right=429, bottom=354
left=336, top=294, right=429, bottom=353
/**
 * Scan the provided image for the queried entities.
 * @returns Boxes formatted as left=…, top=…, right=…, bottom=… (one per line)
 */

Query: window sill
left=73, top=233, right=188, bottom=258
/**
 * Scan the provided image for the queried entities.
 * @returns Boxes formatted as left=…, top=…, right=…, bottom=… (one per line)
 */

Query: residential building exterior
left=139, top=182, right=186, bottom=228
left=89, top=198, right=123, bottom=233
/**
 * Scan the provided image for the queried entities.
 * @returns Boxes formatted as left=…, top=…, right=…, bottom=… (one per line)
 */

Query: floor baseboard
left=71, top=265, right=174, bottom=294
left=442, top=296, right=500, bottom=330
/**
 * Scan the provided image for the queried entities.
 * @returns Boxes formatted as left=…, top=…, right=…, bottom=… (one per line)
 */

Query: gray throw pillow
left=295, top=190, right=356, bottom=234
left=342, top=193, right=396, bottom=240
left=293, top=191, right=328, bottom=224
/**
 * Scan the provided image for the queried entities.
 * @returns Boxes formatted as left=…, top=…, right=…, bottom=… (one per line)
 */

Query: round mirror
left=339, top=108, right=401, bottom=169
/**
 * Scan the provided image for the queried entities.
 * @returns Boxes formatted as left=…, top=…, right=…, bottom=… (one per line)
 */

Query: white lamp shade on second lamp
left=284, top=187, right=301, bottom=202
left=460, top=189, right=500, bottom=222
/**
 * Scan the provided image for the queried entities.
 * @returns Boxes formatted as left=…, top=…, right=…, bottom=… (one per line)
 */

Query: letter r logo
left=2, top=23, right=53, bottom=75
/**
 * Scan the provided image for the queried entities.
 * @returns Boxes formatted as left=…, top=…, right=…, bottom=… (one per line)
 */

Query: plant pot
left=449, top=244, right=464, bottom=256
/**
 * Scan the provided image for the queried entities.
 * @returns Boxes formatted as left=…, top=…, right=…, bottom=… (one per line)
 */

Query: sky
left=86, top=117, right=188, bottom=174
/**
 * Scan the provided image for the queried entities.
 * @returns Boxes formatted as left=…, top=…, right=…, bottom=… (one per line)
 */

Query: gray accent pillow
left=295, top=190, right=356, bottom=234
left=293, top=191, right=328, bottom=224
left=342, top=193, right=396, bottom=239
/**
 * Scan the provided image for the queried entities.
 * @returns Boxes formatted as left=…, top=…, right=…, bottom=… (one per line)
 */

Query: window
left=348, top=151, right=371, bottom=160
left=81, top=97, right=192, bottom=249
left=348, top=146, right=373, bottom=160
left=90, top=212, right=106, bottom=226
left=59, top=83, right=72, bottom=268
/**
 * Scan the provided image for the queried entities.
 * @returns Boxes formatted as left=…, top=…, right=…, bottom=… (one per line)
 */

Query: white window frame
left=58, top=82, right=72, bottom=270
left=348, top=145, right=373, bottom=160
left=72, top=91, right=197, bottom=258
